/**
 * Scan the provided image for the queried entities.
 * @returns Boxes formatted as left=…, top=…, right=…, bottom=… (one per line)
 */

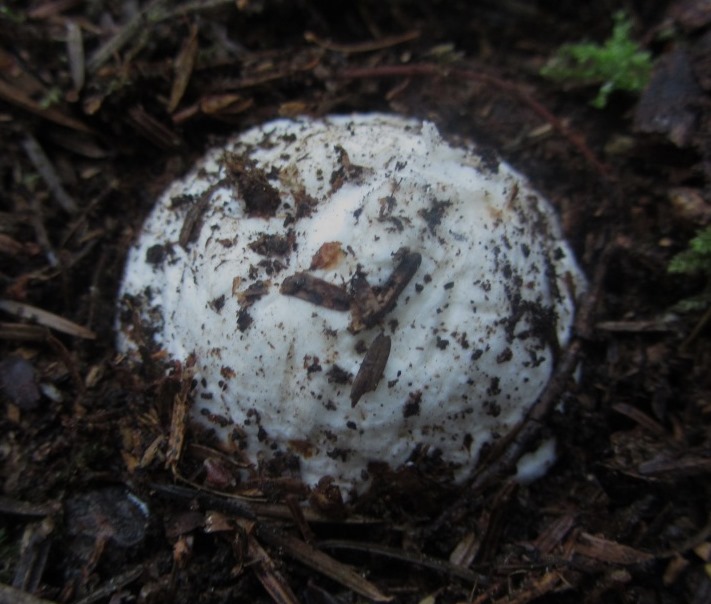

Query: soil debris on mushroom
left=117, top=113, right=586, bottom=495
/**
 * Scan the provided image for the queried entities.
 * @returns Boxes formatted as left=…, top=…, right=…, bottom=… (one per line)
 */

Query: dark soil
left=2, top=1, right=711, bottom=603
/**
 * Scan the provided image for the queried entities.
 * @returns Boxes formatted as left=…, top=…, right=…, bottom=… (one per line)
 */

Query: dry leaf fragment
left=204, top=510, right=237, bottom=533
left=173, top=534, right=193, bottom=568
left=663, top=554, right=691, bottom=586
left=310, top=242, right=345, bottom=270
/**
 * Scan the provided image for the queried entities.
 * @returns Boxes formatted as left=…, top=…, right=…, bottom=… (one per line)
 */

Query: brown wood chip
left=531, top=513, right=576, bottom=555
left=349, top=249, right=421, bottom=332
left=350, top=333, right=391, bottom=407
left=348, top=270, right=381, bottom=333
left=574, top=532, right=655, bottom=565
left=165, top=374, right=191, bottom=472
left=236, top=280, right=271, bottom=308
left=178, top=194, right=210, bottom=249
left=280, top=272, right=351, bottom=311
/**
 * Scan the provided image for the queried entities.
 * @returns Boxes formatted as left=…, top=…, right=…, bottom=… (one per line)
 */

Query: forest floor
left=1, top=1, right=711, bottom=603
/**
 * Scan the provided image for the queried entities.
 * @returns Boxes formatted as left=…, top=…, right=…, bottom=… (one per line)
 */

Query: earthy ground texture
left=2, top=1, right=711, bottom=603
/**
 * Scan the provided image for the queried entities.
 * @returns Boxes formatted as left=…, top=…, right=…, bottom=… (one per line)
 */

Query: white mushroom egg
left=117, top=113, right=586, bottom=494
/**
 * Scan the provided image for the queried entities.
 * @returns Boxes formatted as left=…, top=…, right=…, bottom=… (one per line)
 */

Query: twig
left=21, top=133, right=78, bottom=214
left=167, top=24, right=199, bottom=113
left=27, top=0, right=83, bottom=20
left=304, top=30, right=420, bottom=54
left=26, top=191, right=58, bottom=267
left=149, top=479, right=380, bottom=524
left=0, top=323, right=49, bottom=342
left=0, top=79, right=93, bottom=133
left=0, top=299, right=95, bottom=339
left=472, top=481, right=517, bottom=564
left=255, top=525, right=393, bottom=602
left=86, top=0, right=170, bottom=74
left=148, top=482, right=257, bottom=520
left=0, top=496, right=60, bottom=518
left=154, top=0, right=236, bottom=20
left=65, top=20, right=85, bottom=92
left=317, top=539, right=488, bottom=584
left=336, top=63, right=611, bottom=179
left=149, top=482, right=391, bottom=600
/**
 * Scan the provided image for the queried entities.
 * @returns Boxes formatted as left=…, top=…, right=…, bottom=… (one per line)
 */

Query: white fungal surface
left=117, top=114, right=586, bottom=494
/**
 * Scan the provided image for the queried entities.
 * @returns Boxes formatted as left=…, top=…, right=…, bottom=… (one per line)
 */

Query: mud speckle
left=225, top=154, right=282, bottom=217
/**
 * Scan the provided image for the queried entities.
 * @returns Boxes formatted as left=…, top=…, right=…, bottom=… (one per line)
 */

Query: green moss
left=669, top=227, right=711, bottom=275
left=669, top=226, right=711, bottom=311
left=0, top=5, right=25, bottom=24
left=540, top=11, right=652, bottom=108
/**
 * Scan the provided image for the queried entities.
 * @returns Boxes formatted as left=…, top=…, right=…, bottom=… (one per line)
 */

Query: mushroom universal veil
left=117, top=114, right=586, bottom=495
